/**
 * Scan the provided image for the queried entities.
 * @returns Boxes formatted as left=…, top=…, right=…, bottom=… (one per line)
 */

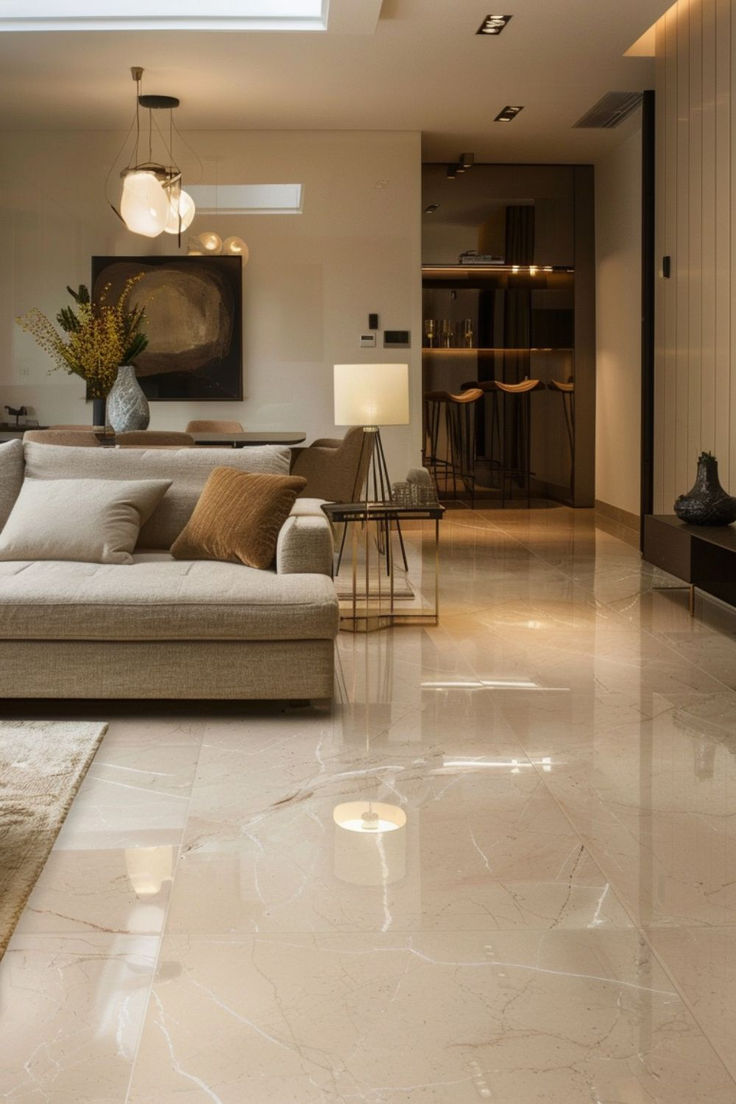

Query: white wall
left=653, top=0, right=733, bottom=510
left=594, top=122, right=642, bottom=517
left=0, top=129, right=422, bottom=479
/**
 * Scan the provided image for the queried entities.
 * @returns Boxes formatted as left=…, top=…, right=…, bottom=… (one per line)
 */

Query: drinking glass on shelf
left=463, top=318, right=474, bottom=347
left=440, top=319, right=453, bottom=347
left=423, top=318, right=435, bottom=348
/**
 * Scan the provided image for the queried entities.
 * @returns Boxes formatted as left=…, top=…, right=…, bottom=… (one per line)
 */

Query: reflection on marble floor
left=3, top=505, right=736, bottom=1102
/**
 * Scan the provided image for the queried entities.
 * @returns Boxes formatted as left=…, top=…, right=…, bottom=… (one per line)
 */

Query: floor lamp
left=333, top=362, right=410, bottom=503
left=333, top=362, right=410, bottom=568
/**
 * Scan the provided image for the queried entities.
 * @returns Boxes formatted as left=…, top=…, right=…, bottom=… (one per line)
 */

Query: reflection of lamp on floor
left=124, top=845, right=174, bottom=897
left=333, top=800, right=407, bottom=885
left=333, top=362, right=409, bottom=504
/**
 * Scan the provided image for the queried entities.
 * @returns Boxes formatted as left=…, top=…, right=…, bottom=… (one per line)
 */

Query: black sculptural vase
left=674, top=452, right=736, bottom=525
left=91, top=397, right=106, bottom=427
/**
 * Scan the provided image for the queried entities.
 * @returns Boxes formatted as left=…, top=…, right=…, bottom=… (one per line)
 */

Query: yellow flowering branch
left=16, top=275, right=148, bottom=400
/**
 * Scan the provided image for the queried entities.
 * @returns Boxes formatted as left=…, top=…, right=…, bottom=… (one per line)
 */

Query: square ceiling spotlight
left=494, top=105, right=524, bottom=122
left=476, top=14, right=512, bottom=35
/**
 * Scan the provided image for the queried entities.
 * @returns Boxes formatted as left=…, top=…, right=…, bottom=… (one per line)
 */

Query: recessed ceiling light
left=459, top=152, right=475, bottom=169
left=494, top=105, right=524, bottom=122
left=476, top=13, right=512, bottom=35
left=424, top=203, right=439, bottom=214
left=446, top=164, right=459, bottom=179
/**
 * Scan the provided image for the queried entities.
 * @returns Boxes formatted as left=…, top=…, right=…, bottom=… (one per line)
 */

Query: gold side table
left=322, top=501, right=444, bottom=632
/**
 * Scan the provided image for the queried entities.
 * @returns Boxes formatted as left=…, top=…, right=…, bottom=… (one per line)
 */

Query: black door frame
left=640, top=89, right=655, bottom=548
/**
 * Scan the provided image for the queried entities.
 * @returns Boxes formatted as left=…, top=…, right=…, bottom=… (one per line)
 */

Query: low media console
left=643, top=514, right=736, bottom=614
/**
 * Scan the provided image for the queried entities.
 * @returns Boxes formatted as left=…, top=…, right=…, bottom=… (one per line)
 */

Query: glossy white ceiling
left=0, top=0, right=671, bottom=162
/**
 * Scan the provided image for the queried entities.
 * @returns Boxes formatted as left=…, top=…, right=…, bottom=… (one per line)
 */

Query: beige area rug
left=0, top=720, right=107, bottom=959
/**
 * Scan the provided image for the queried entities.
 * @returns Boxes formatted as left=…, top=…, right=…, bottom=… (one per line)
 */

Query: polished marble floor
left=3, top=503, right=736, bottom=1102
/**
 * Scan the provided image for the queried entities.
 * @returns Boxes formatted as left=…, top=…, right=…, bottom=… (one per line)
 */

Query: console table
left=643, top=514, right=736, bottom=615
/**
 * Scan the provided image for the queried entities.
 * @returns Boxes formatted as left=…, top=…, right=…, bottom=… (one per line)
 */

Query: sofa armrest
left=276, top=510, right=334, bottom=576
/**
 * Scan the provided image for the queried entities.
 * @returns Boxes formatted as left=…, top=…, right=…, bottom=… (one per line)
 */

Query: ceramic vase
left=674, top=452, right=736, bottom=525
left=106, top=365, right=150, bottom=433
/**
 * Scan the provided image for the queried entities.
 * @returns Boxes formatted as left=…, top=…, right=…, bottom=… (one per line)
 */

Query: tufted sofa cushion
left=22, top=442, right=291, bottom=549
left=0, top=556, right=338, bottom=641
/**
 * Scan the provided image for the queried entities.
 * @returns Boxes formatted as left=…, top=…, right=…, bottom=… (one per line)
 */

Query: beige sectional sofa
left=0, top=440, right=339, bottom=701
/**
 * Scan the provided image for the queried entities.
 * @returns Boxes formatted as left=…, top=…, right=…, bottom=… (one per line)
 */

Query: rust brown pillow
left=170, top=467, right=307, bottom=569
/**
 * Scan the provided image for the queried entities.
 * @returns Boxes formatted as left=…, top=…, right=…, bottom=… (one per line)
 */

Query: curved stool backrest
left=423, top=389, right=483, bottom=505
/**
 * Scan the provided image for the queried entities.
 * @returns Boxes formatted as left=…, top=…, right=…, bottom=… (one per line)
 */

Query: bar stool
left=423, top=388, right=484, bottom=506
left=548, top=379, right=575, bottom=500
left=462, top=379, right=545, bottom=506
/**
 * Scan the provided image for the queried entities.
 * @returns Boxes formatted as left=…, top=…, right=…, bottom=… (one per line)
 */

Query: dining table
left=189, top=430, right=306, bottom=447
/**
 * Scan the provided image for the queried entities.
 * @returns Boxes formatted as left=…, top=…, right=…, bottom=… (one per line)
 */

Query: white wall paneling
left=653, top=0, right=736, bottom=509
left=595, top=122, right=643, bottom=517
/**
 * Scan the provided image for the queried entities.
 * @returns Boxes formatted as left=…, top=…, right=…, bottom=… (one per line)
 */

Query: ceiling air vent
left=573, top=91, right=642, bottom=128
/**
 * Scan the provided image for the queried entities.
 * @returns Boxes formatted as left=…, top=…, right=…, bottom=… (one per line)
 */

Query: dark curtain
left=504, top=205, right=535, bottom=265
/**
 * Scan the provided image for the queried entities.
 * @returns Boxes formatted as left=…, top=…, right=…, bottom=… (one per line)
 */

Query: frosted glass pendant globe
left=223, top=236, right=249, bottom=263
left=198, top=231, right=222, bottom=253
left=121, top=171, right=168, bottom=237
left=164, top=188, right=196, bottom=235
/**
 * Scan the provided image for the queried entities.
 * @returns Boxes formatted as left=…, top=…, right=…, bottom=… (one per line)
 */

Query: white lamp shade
left=334, top=363, right=409, bottom=427
left=120, top=171, right=169, bottom=238
left=164, top=188, right=196, bottom=235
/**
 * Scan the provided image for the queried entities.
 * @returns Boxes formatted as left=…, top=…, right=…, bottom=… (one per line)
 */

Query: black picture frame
left=91, top=255, right=243, bottom=401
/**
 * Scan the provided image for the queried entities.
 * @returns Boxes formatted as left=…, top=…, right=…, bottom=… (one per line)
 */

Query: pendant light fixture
left=114, top=66, right=196, bottom=240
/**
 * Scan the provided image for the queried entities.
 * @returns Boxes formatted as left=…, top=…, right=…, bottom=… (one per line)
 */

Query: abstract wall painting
left=92, top=255, right=243, bottom=401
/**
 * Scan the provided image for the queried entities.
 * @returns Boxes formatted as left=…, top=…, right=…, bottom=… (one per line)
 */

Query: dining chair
left=290, top=426, right=371, bottom=502
left=185, top=419, right=244, bottom=433
left=23, top=429, right=101, bottom=446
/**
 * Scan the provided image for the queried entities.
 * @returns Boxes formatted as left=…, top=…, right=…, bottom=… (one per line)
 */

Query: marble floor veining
left=3, top=504, right=736, bottom=1102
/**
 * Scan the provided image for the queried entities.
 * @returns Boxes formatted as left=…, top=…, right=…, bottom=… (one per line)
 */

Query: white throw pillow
left=0, top=477, right=172, bottom=564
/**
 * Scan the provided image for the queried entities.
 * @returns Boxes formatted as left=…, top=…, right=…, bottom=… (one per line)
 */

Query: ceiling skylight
left=0, top=0, right=325, bottom=31
left=187, top=184, right=303, bottom=215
